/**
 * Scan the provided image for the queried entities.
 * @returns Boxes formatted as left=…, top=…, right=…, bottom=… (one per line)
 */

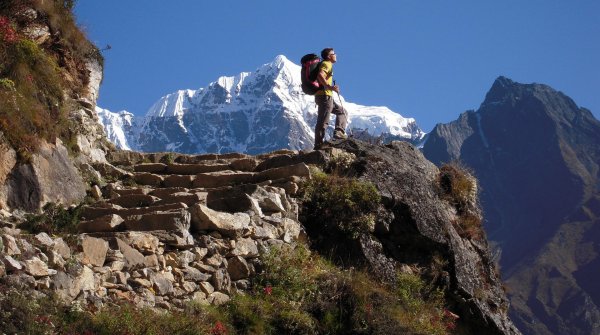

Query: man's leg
left=314, top=95, right=333, bottom=148
left=332, top=100, right=348, bottom=138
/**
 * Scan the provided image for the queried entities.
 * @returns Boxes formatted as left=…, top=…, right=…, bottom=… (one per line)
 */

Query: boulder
left=78, top=214, right=124, bottom=233
left=230, top=238, right=259, bottom=258
left=123, top=209, right=191, bottom=232
left=151, top=272, right=174, bottom=296
left=209, top=292, right=230, bottom=305
left=199, top=281, right=215, bottom=295
left=227, top=256, right=250, bottom=280
left=6, top=141, right=87, bottom=211
left=52, top=237, right=71, bottom=259
left=23, top=257, right=50, bottom=277
left=2, top=235, right=21, bottom=256
left=81, top=236, right=109, bottom=267
left=190, top=204, right=250, bottom=237
left=3, top=255, right=22, bottom=272
left=116, top=238, right=146, bottom=270
left=133, top=173, right=164, bottom=186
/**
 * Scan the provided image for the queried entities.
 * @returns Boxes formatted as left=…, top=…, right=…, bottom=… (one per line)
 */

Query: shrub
left=21, top=202, right=82, bottom=235
left=437, top=162, right=484, bottom=240
left=0, top=0, right=100, bottom=159
left=301, top=170, right=381, bottom=239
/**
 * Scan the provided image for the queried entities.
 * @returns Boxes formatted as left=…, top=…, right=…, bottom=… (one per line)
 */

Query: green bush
left=21, top=202, right=82, bottom=235
left=301, top=170, right=381, bottom=239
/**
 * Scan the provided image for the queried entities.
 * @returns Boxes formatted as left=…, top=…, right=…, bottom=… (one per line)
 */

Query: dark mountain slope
left=423, top=76, right=600, bottom=334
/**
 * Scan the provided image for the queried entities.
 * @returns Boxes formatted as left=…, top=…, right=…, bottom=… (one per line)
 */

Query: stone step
left=154, top=191, right=207, bottom=207
left=107, top=194, right=161, bottom=208
left=193, top=171, right=255, bottom=188
left=123, top=209, right=191, bottom=233
left=149, top=187, right=190, bottom=198
left=111, top=188, right=151, bottom=197
left=165, top=163, right=231, bottom=175
left=81, top=202, right=188, bottom=220
left=108, top=150, right=249, bottom=166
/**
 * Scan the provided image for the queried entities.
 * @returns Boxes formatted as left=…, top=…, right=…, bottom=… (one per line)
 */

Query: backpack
left=300, top=53, right=322, bottom=95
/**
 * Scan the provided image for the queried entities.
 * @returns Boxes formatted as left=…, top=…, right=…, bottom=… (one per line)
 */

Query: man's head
left=321, top=48, right=336, bottom=62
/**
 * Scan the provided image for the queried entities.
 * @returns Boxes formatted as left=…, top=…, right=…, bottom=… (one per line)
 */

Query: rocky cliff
left=423, top=76, right=600, bottom=335
left=0, top=1, right=111, bottom=212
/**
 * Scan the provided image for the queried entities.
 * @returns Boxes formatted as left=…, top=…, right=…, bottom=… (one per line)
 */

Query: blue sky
left=75, top=1, right=599, bottom=132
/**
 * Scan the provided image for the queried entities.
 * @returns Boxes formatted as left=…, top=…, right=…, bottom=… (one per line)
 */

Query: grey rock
left=3, top=255, right=22, bottom=271
left=6, top=141, right=86, bottom=211
left=23, top=257, right=50, bottom=277
left=230, top=238, right=259, bottom=258
left=190, top=204, right=250, bottom=237
left=209, top=292, right=230, bottom=305
left=182, top=267, right=211, bottom=282
left=198, top=281, right=215, bottom=295
left=2, top=234, right=21, bottom=255
left=116, top=238, right=146, bottom=270
left=151, top=272, right=174, bottom=296
left=227, top=256, right=250, bottom=280
left=124, top=209, right=191, bottom=232
left=78, top=214, right=124, bottom=233
left=81, top=236, right=109, bottom=267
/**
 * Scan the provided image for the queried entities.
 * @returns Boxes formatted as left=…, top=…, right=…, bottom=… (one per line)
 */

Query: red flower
left=264, top=285, right=273, bottom=295
left=0, top=16, right=9, bottom=28
left=211, top=321, right=227, bottom=335
left=0, top=16, right=18, bottom=43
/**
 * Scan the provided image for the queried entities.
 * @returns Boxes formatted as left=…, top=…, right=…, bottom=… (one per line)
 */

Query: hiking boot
left=333, top=131, right=348, bottom=140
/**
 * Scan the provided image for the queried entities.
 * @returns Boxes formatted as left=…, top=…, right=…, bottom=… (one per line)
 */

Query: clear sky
left=74, top=0, right=599, bottom=132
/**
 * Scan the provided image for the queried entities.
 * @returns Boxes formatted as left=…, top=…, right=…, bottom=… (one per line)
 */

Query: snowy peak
left=97, top=55, right=425, bottom=154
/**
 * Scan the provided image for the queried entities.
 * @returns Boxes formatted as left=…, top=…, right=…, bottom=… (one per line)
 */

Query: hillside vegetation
left=0, top=0, right=99, bottom=160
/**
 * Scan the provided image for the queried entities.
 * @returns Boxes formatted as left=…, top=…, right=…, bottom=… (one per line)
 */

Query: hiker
left=314, top=48, right=348, bottom=149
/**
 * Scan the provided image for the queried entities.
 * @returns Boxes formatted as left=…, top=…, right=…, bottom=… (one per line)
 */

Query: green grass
left=301, top=170, right=381, bottom=239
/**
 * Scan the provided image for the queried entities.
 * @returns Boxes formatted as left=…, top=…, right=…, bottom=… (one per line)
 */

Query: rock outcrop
left=309, top=139, right=520, bottom=335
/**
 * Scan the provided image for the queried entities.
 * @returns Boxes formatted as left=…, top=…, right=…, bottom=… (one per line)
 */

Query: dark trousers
left=314, top=95, right=347, bottom=147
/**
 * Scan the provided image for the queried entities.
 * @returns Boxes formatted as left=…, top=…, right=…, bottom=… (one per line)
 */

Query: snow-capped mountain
left=97, top=55, right=425, bottom=154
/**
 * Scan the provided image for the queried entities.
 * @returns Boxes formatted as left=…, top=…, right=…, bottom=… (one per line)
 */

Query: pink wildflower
left=264, top=285, right=273, bottom=295
left=211, top=321, right=227, bottom=335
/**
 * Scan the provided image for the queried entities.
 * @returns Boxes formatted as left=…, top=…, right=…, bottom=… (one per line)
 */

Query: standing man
left=314, top=47, right=348, bottom=150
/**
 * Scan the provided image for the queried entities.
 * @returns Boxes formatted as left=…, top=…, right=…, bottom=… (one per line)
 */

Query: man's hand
left=331, top=85, right=340, bottom=93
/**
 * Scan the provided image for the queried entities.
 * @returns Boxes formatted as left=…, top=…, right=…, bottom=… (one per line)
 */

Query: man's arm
left=317, top=70, right=339, bottom=93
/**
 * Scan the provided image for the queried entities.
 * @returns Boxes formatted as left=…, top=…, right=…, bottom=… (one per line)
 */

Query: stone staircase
left=1, top=149, right=328, bottom=310
left=79, top=149, right=328, bottom=308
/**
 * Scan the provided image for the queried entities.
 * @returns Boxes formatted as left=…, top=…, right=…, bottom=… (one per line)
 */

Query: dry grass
left=438, top=162, right=485, bottom=240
